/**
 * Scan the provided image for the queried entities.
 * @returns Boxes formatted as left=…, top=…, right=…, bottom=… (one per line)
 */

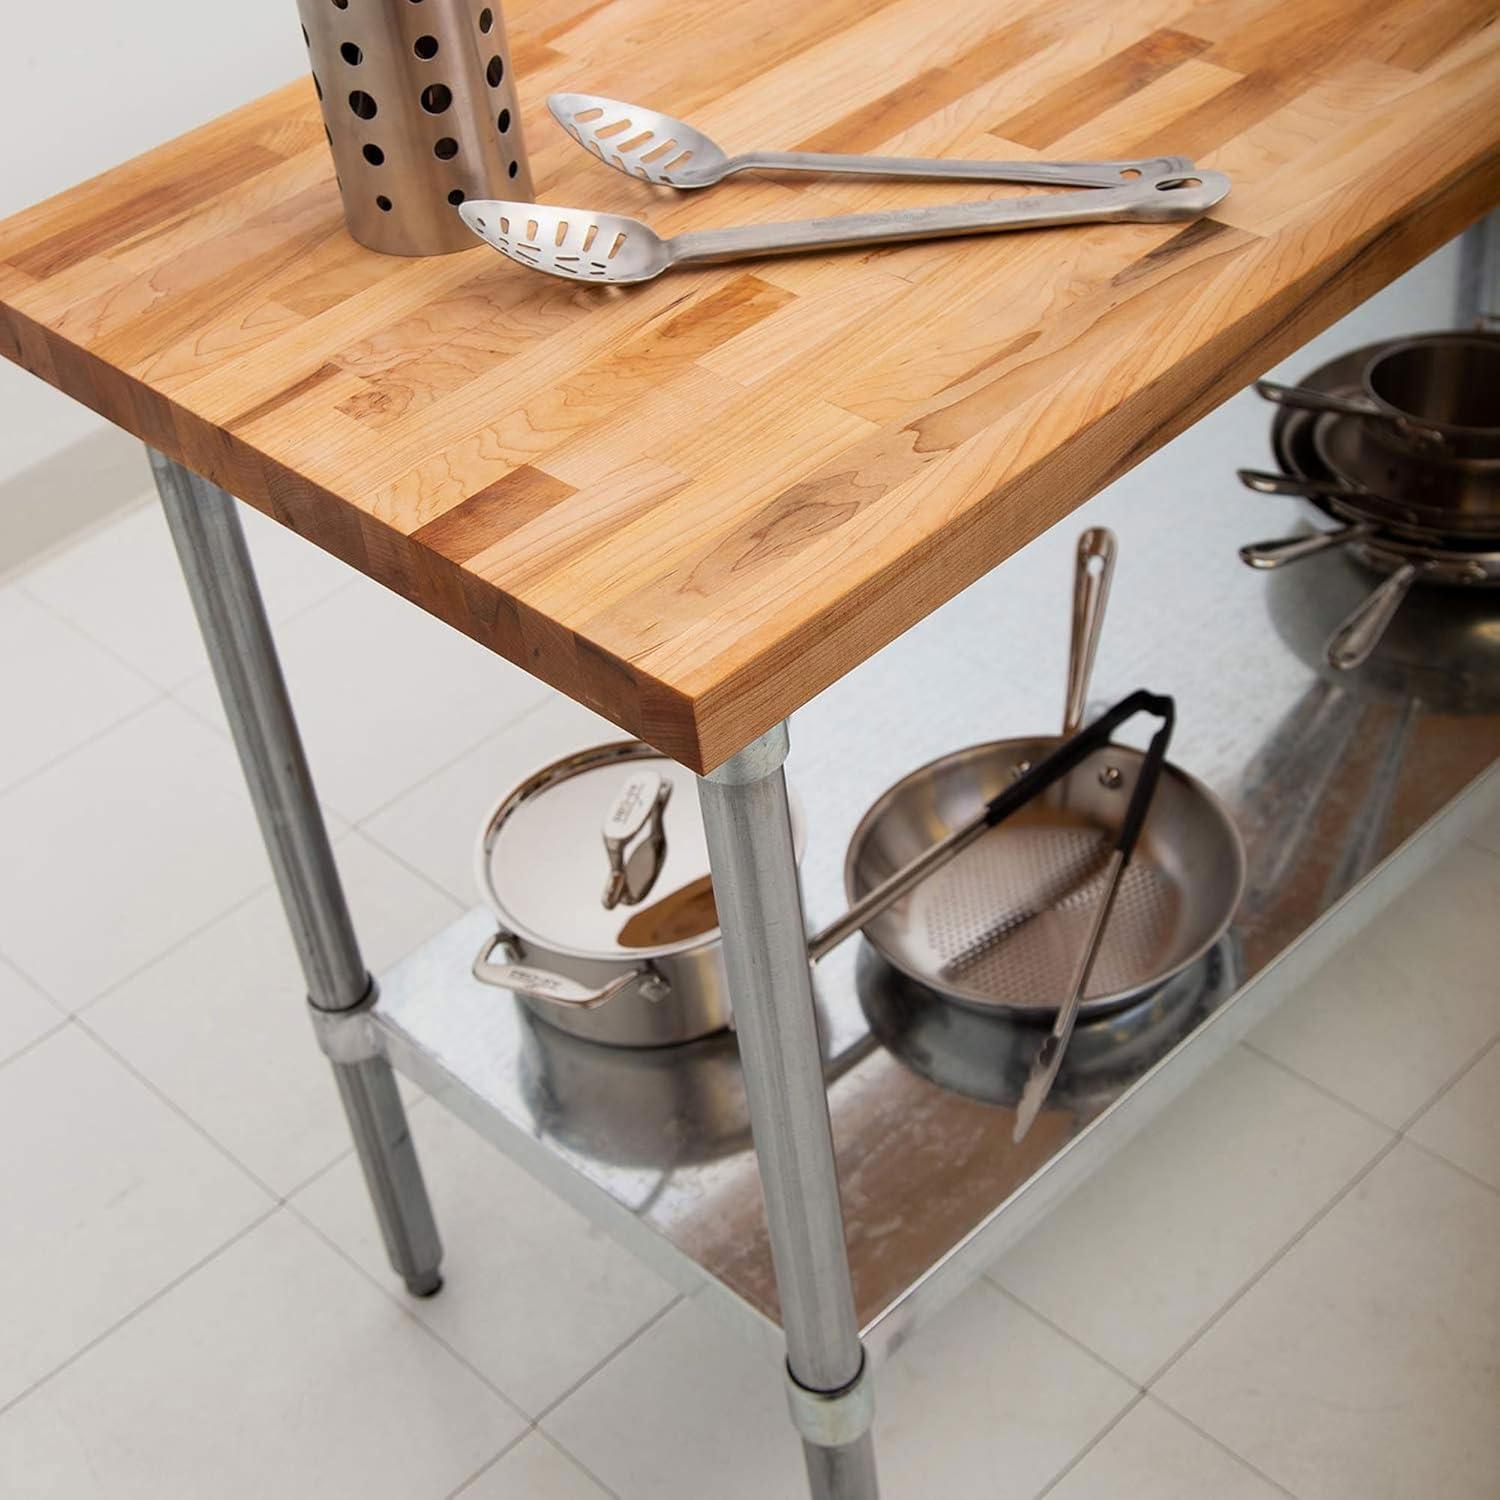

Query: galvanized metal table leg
left=1456, top=207, right=1499, bottom=331
left=698, top=725, right=879, bottom=1500
left=148, top=448, right=443, bottom=1297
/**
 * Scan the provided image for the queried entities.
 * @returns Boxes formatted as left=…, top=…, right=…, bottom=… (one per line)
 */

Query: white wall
left=1, top=1, right=307, bottom=483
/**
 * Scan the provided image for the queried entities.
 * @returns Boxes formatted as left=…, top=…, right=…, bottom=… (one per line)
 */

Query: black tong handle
left=980, top=689, right=1176, bottom=846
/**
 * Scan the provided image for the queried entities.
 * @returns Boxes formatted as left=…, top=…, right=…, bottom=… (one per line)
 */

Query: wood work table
left=5, top=6, right=1500, bottom=1496
left=2, top=0, right=1497, bottom=770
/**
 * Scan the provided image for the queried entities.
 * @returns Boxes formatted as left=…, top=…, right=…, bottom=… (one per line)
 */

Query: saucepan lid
left=476, top=740, right=805, bottom=964
left=475, top=742, right=718, bottom=963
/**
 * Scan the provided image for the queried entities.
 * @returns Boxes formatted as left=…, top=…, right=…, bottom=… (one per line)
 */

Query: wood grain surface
left=2, top=0, right=1497, bottom=769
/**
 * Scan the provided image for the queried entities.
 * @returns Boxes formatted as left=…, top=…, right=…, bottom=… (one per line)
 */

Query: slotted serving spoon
left=459, top=171, right=1230, bottom=284
left=547, top=92, right=1194, bottom=189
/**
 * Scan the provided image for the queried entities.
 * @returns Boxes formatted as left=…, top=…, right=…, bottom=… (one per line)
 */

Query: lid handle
left=472, top=932, right=669, bottom=1009
left=602, top=771, right=672, bottom=910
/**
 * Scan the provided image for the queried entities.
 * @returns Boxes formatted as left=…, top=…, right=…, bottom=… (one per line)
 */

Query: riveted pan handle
left=1238, top=524, right=1376, bottom=568
left=472, top=932, right=669, bottom=1009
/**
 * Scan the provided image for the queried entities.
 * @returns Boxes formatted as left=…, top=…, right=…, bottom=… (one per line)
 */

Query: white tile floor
left=3, top=249, right=1498, bottom=1497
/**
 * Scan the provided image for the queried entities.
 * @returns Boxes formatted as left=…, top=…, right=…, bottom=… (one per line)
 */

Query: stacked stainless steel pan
left=1239, top=332, right=1500, bottom=669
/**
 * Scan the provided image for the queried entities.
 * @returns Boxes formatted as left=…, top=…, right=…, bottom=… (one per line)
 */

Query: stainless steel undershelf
left=371, top=382, right=1500, bottom=1365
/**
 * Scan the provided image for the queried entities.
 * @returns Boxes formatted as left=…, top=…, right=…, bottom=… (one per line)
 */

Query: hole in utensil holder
left=420, top=83, right=452, bottom=114
left=340, top=41, right=363, bottom=65
left=434, top=136, right=459, bottom=159
left=508, top=160, right=518, bottom=178
left=478, top=6, right=493, bottom=30
left=414, top=34, right=439, bottom=59
left=486, top=55, right=504, bottom=86
left=348, top=90, right=377, bottom=120
left=497, top=108, right=511, bottom=133
left=376, top=195, right=394, bottom=212
left=448, top=188, right=466, bottom=204
left=363, top=143, right=385, bottom=165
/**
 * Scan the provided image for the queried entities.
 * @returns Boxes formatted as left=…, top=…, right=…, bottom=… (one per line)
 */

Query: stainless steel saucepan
left=473, top=742, right=808, bottom=1048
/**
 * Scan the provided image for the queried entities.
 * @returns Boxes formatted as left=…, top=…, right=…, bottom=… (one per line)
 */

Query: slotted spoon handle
left=736, top=149, right=1193, bottom=190
left=669, top=173, right=1228, bottom=267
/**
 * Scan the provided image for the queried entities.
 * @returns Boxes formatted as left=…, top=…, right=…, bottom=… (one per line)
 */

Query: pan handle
left=1238, top=524, right=1376, bottom=569
left=472, top=932, right=669, bottom=1009
left=1325, top=562, right=1427, bottom=671
left=1063, top=528, right=1117, bottom=736
left=1236, top=467, right=1366, bottom=503
left=1255, top=380, right=1381, bottom=420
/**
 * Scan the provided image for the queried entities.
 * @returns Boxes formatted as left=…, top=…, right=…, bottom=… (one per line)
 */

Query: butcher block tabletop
left=2, top=0, right=1497, bottom=769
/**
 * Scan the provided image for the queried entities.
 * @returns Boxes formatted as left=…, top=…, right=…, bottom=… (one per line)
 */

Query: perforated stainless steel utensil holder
left=296, top=0, right=534, bottom=256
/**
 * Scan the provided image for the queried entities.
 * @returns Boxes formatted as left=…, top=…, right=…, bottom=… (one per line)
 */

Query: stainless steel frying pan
left=823, top=532, right=1245, bottom=1018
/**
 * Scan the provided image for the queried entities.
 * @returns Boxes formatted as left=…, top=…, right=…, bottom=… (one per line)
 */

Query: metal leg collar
left=307, top=978, right=383, bottom=1064
left=785, top=1349, right=876, bottom=1449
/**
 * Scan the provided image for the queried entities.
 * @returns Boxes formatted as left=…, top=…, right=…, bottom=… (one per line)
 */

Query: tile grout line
left=14, top=578, right=167, bottom=696
left=351, top=686, right=564, bottom=829
left=1461, top=833, right=1500, bottom=863
left=440, top=1428, right=534, bottom=1500
left=1240, top=1038, right=1398, bottom=1133
left=71, top=869, right=281, bottom=1016
left=0, top=1203, right=281, bottom=1422
left=1399, top=1135, right=1500, bottom=1199
left=0, top=691, right=168, bottom=803
left=1031, top=1390, right=1148, bottom=1499
left=532, top=1290, right=687, bottom=1427
left=347, top=823, right=473, bottom=912
left=984, top=1279, right=1142, bottom=1391
left=1145, top=1133, right=1403, bottom=1396
left=283, top=1195, right=533, bottom=1420
left=72, top=1011, right=285, bottom=1202
left=0, top=1016, right=73, bottom=1076
left=532, top=1423, right=626, bottom=1500
left=1392, top=1024, right=1500, bottom=1136
left=1137, top=1393, right=1301, bottom=1499
left=20, top=523, right=359, bottom=702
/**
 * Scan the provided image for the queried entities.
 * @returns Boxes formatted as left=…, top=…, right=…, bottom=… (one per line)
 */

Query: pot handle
left=471, top=932, right=668, bottom=1010
left=1255, top=380, right=1380, bottom=420
left=1238, top=524, right=1375, bottom=569
left=1325, top=562, right=1427, bottom=671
